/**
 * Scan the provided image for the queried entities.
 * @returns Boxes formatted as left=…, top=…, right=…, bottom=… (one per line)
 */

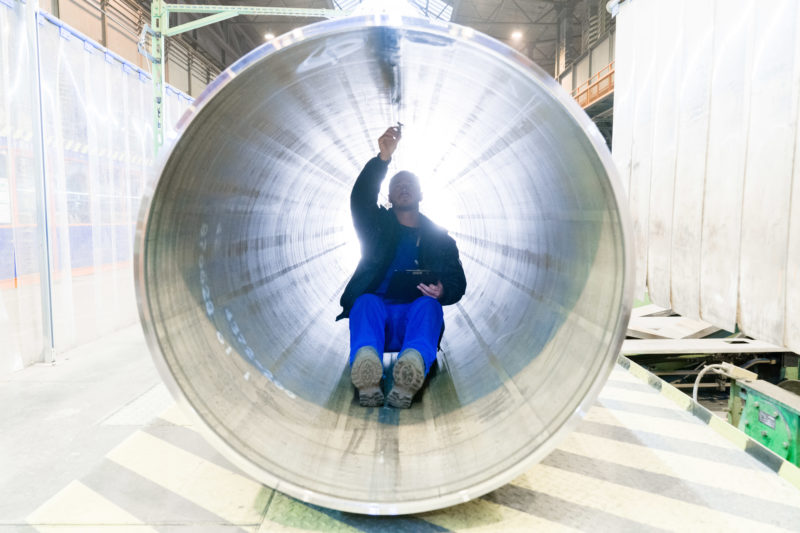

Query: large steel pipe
left=135, top=15, right=632, bottom=515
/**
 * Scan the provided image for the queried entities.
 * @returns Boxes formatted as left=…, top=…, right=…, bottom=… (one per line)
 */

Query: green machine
left=729, top=377, right=800, bottom=465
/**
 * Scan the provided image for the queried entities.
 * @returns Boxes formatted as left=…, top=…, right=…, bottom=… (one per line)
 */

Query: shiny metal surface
left=135, top=15, right=632, bottom=515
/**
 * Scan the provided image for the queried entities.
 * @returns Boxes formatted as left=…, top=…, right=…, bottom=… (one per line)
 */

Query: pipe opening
left=136, top=16, right=631, bottom=515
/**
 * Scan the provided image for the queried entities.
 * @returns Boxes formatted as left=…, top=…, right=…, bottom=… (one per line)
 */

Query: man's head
left=388, top=171, right=422, bottom=211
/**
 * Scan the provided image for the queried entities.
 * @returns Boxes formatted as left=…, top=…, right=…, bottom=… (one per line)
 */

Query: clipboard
left=384, top=269, right=438, bottom=301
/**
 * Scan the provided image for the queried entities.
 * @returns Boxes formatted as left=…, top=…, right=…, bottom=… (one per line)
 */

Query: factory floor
left=2, top=325, right=800, bottom=532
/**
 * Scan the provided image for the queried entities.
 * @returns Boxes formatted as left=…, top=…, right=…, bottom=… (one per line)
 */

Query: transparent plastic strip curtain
left=612, top=0, right=800, bottom=352
left=0, top=2, right=191, bottom=374
left=0, top=0, right=45, bottom=374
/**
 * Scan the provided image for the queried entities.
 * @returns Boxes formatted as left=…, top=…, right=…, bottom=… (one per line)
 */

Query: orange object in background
left=572, top=61, right=615, bottom=108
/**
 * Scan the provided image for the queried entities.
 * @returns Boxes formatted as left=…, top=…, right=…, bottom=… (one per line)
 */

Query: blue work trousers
left=348, top=293, right=443, bottom=375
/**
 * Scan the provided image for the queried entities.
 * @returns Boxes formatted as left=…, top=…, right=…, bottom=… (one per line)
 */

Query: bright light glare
left=337, top=122, right=466, bottom=273
left=511, top=30, right=523, bottom=40
left=336, top=184, right=462, bottom=275
left=420, top=187, right=461, bottom=234
left=380, top=123, right=464, bottom=234
left=264, top=33, right=275, bottom=40
left=337, top=224, right=362, bottom=275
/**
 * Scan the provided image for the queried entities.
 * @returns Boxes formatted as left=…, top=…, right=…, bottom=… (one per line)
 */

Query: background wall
left=558, top=31, right=614, bottom=94
left=0, top=0, right=190, bottom=376
left=612, top=0, right=800, bottom=352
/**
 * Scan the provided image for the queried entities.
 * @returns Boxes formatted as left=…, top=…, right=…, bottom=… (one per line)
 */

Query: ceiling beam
left=510, top=0, right=534, bottom=23
left=456, top=20, right=558, bottom=26
left=487, top=0, right=506, bottom=23
left=532, top=5, right=555, bottom=24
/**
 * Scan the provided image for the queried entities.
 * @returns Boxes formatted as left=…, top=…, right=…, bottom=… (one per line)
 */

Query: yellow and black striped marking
left=23, top=363, right=800, bottom=531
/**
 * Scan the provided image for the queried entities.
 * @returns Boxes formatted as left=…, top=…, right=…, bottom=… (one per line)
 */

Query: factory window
left=408, top=0, right=453, bottom=20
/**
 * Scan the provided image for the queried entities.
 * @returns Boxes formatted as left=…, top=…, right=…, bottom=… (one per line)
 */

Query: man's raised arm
left=350, top=126, right=402, bottom=231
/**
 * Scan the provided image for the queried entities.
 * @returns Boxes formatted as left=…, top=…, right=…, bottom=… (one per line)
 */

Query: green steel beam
left=151, top=0, right=166, bottom=155
left=164, top=4, right=344, bottom=17
left=145, top=1, right=349, bottom=155
left=164, top=11, right=240, bottom=37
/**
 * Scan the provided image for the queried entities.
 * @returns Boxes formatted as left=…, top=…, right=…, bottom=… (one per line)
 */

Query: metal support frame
left=99, top=0, right=109, bottom=46
left=25, top=0, right=56, bottom=362
left=141, top=2, right=348, bottom=155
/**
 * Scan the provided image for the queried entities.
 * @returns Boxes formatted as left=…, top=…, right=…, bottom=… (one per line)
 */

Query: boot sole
left=351, top=350, right=384, bottom=407
left=387, top=353, right=425, bottom=409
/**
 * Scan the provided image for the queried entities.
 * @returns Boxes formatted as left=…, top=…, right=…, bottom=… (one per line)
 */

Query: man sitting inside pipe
left=336, top=126, right=467, bottom=408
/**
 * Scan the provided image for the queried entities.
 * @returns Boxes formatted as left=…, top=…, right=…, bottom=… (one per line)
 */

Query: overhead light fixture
left=511, top=30, right=523, bottom=40
left=264, top=33, right=275, bottom=41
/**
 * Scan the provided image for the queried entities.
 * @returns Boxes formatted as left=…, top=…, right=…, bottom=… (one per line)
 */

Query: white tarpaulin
left=612, top=0, right=800, bottom=352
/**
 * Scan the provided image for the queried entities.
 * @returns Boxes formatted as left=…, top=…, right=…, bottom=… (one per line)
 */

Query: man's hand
left=378, top=126, right=401, bottom=161
left=418, top=281, right=444, bottom=300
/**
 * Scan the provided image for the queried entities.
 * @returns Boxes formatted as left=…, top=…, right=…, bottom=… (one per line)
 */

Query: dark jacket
left=336, top=156, right=467, bottom=320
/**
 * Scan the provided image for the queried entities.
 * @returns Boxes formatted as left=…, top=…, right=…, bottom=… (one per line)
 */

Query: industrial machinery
left=729, top=375, right=800, bottom=465
left=685, top=360, right=800, bottom=466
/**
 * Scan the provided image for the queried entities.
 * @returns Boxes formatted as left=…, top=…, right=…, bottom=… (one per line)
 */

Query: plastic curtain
left=0, top=1, right=45, bottom=374
left=0, top=3, right=191, bottom=373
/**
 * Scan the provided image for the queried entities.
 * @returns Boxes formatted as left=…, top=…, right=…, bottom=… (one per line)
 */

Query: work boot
left=351, top=346, right=384, bottom=407
left=387, top=348, right=425, bottom=409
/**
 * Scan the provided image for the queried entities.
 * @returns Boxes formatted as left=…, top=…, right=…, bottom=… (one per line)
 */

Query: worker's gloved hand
left=378, top=126, right=402, bottom=161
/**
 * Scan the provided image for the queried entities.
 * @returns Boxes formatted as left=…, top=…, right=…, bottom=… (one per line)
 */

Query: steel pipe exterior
left=135, top=15, right=632, bottom=515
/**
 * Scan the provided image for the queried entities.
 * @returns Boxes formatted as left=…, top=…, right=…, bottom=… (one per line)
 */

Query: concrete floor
left=2, top=324, right=800, bottom=532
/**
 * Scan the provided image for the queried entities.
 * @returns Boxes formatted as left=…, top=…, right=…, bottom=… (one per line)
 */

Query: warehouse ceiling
left=450, top=0, right=588, bottom=71
left=162, top=0, right=601, bottom=76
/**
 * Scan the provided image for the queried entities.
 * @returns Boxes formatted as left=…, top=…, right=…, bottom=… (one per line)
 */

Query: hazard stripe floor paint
left=586, top=401, right=738, bottom=447
left=105, top=431, right=270, bottom=526
left=25, top=481, right=158, bottom=532
left=557, top=431, right=799, bottom=506
left=513, top=463, right=788, bottom=532
left=20, top=364, right=800, bottom=532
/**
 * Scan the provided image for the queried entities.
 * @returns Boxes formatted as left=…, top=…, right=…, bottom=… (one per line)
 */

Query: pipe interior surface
left=136, top=15, right=632, bottom=515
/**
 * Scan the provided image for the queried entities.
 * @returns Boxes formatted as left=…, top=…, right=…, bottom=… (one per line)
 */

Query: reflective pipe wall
left=135, top=15, right=632, bottom=515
